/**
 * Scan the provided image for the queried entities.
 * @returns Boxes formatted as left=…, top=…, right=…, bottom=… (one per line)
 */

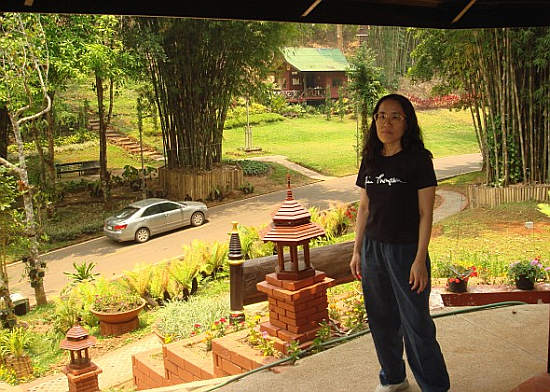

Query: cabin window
left=332, top=78, right=342, bottom=87
left=292, top=78, right=300, bottom=85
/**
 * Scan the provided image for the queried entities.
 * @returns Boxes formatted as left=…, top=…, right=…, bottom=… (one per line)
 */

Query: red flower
left=454, top=279, right=460, bottom=283
left=193, top=323, right=201, bottom=329
left=220, top=317, right=227, bottom=323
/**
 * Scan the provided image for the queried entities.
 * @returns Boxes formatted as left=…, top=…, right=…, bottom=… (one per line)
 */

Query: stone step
left=110, top=137, right=131, bottom=142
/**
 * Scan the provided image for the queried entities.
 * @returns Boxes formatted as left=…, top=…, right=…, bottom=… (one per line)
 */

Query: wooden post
left=290, top=245, right=299, bottom=272
left=228, top=221, right=245, bottom=323
left=303, top=243, right=311, bottom=268
left=277, top=244, right=285, bottom=272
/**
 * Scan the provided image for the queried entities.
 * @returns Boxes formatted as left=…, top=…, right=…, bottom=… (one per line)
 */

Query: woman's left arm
left=409, top=186, right=436, bottom=294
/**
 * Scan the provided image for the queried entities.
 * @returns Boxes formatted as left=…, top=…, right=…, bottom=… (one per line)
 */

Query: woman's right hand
left=350, top=252, right=362, bottom=280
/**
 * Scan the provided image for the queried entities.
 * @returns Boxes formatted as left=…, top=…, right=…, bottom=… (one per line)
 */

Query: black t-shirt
left=355, top=149, right=437, bottom=244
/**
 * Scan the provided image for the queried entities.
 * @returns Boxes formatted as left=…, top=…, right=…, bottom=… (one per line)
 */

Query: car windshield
left=114, top=207, right=139, bottom=219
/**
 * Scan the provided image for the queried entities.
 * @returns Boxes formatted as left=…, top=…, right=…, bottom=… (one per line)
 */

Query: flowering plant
left=442, top=264, right=477, bottom=285
left=507, top=258, right=548, bottom=283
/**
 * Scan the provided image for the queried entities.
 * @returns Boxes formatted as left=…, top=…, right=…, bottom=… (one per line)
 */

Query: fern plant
left=121, top=263, right=154, bottom=305
left=0, top=327, right=32, bottom=358
left=169, top=257, right=202, bottom=300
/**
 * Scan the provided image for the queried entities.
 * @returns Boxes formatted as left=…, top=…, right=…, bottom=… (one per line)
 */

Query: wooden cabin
left=275, top=47, right=350, bottom=104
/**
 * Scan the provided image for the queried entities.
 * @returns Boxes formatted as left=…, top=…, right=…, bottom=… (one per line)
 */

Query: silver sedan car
left=104, top=198, right=208, bottom=243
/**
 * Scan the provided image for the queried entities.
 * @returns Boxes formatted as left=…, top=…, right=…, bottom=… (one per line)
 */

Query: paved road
left=8, top=153, right=481, bottom=305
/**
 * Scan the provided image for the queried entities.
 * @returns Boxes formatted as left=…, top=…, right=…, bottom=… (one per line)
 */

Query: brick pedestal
left=63, top=362, right=102, bottom=392
left=257, top=270, right=334, bottom=347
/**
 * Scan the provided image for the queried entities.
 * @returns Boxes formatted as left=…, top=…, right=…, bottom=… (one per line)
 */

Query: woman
left=350, top=94, right=450, bottom=392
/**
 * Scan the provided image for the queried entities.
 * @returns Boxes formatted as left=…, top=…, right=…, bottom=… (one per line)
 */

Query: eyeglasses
left=374, top=112, right=406, bottom=122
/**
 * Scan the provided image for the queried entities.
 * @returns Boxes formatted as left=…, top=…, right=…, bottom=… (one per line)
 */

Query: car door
left=160, top=202, right=185, bottom=230
left=140, top=204, right=166, bottom=234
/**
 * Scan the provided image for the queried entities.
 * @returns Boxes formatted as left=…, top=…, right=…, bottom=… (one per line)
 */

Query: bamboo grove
left=129, top=18, right=290, bottom=171
left=411, top=28, right=550, bottom=185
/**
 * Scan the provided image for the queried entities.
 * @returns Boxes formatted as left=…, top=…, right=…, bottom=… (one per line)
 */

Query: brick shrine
left=257, top=177, right=334, bottom=349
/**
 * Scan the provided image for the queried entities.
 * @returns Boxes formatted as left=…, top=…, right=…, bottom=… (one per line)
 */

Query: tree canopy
left=128, top=18, right=293, bottom=170
left=410, top=27, right=550, bottom=185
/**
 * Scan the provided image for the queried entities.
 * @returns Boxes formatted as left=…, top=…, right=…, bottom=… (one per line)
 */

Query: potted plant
left=507, top=258, right=548, bottom=290
left=0, top=327, right=33, bottom=379
left=442, top=264, right=477, bottom=293
left=90, top=279, right=145, bottom=336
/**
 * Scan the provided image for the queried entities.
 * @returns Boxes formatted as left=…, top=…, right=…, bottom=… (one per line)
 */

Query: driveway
left=8, top=153, right=482, bottom=304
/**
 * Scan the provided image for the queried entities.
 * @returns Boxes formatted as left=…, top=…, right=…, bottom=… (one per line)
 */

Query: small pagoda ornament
left=60, top=324, right=102, bottom=392
left=261, top=175, right=325, bottom=280
left=257, top=175, right=334, bottom=350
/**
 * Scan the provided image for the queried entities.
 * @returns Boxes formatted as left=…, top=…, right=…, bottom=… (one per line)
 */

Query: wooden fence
left=159, top=165, right=243, bottom=201
left=467, top=184, right=550, bottom=208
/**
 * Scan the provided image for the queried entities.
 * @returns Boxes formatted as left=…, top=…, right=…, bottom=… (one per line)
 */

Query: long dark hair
left=362, top=94, right=431, bottom=164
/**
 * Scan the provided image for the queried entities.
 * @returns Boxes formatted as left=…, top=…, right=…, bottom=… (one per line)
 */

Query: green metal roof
left=281, top=47, right=350, bottom=72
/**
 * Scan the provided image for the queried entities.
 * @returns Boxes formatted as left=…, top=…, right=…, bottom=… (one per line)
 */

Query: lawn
left=223, top=110, right=479, bottom=177
left=54, top=143, right=161, bottom=168
left=429, top=200, right=550, bottom=283
left=60, top=81, right=479, bottom=177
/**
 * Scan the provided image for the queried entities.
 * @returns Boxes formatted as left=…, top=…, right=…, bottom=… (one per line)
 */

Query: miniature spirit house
left=257, top=177, right=334, bottom=350
left=60, top=324, right=102, bottom=392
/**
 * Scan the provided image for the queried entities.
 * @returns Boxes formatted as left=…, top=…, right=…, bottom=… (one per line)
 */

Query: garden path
left=247, top=155, right=334, bottom=181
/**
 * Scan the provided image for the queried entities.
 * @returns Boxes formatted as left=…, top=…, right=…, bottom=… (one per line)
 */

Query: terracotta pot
left=90, top=299, right=146, bottom=324
left=447, top=279, right=467, bottom=293
left=515, top=275, right=535, bottom=290
left=91, top=299, right=146, bottom=336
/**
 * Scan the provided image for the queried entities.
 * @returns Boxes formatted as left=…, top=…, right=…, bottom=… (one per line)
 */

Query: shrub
left=224, top=159, right=269, bottom=176
left=240, top=182, right=254, bottom=194
left=237, top=224, right=274, bottom=259
left=45, top=220, right=104, bottom=243
left=224, top=113, right=284, bottom=129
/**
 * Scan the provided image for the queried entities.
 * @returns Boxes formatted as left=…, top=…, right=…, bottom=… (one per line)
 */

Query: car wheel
left=190, top=212, right=205, bottom=227
left=135, top=227, right=150, bottom=243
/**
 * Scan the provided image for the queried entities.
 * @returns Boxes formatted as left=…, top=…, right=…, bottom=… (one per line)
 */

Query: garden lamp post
left=228, top=221, right=245, bottom=323
left=60, top=324, right=102, bottom=392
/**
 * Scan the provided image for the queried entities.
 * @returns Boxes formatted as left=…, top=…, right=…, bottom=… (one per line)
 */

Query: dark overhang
left=2, top=0, right=550, bottom=29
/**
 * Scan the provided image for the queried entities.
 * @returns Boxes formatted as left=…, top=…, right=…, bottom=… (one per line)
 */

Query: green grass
left=430, top=201, right=550, bottom=282
left=60, top=81, right=478, bottom=177
left=54, top=143, right=162, bottom=169
left=223, top=110, right=479, bottom=177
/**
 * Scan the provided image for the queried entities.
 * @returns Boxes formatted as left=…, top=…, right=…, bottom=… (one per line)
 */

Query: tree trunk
left=107, top=76, right=114, bottom=126
left=45, top=91, right=57, bottom=192
left=9, top=116, right=47, bottom=306
left=95, top=72, right=110, bottom=208
left=0, top=107, right=8, bottom=159
left=336, top=24, right=344, bottom=52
